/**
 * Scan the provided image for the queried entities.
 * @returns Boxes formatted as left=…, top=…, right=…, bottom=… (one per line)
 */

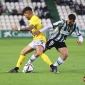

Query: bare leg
left=54, top=47, right=68, bottom=67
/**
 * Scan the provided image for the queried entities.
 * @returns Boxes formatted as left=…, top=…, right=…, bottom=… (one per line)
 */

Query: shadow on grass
left=59, top=68, right=85, bottom=75
left=0, top=71, right=45, bottom=74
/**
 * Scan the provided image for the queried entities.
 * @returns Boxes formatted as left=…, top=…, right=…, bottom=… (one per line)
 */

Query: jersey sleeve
left=53, top=19, right=65, bottom=27
left=75, top=25, right=82, bottom=36
left=52, top=19, right=66, bottom=30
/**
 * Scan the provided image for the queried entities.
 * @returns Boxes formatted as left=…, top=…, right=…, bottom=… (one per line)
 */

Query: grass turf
left=0, top=38, right=85, bottom=85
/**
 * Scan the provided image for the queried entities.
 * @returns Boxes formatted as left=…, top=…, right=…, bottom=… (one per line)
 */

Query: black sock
left=14, top=67, right=19, bottom=70
left=50, top=64, right=54, bottom=69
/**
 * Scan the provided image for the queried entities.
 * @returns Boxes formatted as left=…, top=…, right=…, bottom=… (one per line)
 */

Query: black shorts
left=46, top=39, right=67, bottom=50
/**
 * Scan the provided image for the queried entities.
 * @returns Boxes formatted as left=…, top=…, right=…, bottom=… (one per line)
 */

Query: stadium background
left=0, top=0, right=85, bottom=38
left=0, top=0, right=85, bottom=85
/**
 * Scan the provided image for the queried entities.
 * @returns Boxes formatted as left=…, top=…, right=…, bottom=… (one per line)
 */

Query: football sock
left=16, top=54, right=25, bottom=68
left=40, top=53, right=52, bottom=66
left=54, top=57, right=64, bottom=66
left=14, top=67, right=19, bottom=70
left=50, top=64, right=54, bottom=69
left=27, top=54, right=36, bottom=64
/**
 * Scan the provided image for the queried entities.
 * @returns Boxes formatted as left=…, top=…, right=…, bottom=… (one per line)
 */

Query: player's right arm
left=39, top=20, right=64, bottom=32
left=12, top=25, right=34, bottom=31
left=33, top=20, right=64, bottom=35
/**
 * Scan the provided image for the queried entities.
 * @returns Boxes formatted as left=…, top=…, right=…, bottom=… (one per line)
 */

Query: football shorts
left=46, top=39, right=67, bottom=50
left=29, top=40, right=46, bottom=50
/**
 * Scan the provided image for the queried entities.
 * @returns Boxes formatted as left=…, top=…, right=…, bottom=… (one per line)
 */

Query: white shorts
left=29, top=40, right=46, bottom=50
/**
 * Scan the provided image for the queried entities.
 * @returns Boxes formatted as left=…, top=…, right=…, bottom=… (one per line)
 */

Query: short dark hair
left=22, top=7, right=32, bottom=14
left=68, top=14, right=76, bottom=21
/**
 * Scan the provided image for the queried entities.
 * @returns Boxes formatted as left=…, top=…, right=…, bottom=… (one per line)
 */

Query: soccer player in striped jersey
left=8, top=7, right=55, bottom=73
left=33, top=14, right=83, bottom=73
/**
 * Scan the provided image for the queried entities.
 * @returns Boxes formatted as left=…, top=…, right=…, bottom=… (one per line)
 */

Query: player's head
left=22, top=7, right=33, bottom=20
left=67, top=14, right=76, bottom=26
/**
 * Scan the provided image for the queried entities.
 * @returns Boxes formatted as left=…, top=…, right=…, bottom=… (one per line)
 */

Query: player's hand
left=12, top=26, right=18, bottom=31
left=77, top=41, right=82, bottom=45
left=33, top=30, right=41, bottom=35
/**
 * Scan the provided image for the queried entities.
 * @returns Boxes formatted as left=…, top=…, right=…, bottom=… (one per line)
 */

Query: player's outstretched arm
left=33, top=24, right=53, bottom=35
left=12, top=25, right=34, bottom=31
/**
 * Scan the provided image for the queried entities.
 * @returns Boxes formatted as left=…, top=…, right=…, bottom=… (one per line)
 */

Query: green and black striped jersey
left=50, top=19, right=82, bottom=42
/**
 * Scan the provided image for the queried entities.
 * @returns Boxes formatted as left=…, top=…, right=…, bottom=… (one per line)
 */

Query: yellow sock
left=40, top=53, right=52, bottom=66
left=16, top=54, right=25, bottom=68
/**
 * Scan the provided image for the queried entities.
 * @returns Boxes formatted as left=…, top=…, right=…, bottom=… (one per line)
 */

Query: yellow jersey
left=29, top=15, right=46, bottom=42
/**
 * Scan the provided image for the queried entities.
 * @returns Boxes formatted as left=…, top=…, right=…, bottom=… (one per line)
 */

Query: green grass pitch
left=0, top=38, right=85, bottom=85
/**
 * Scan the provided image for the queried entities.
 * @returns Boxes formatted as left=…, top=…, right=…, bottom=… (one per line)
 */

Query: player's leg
left=25, top=40, right=40, bottom=65
left=27, top=40, right=54, bottom=70
left=35, top=45, right=53, bottom=67
left=54, top=47, right=68, bottom=66
left=27, top=46, right=54, bottom=70
left=40, top=53, right=55, bottom=72
left=28, top=45, right=44, bottom=63
left=15, top=45, right=34, bottom=68
left=53, top=42, right=68, bottom=73
left=35, top=41, right=54, bottom=69
left=9, top=43, right=34, bottom=73
left=40, top=39, right=56, bottom=72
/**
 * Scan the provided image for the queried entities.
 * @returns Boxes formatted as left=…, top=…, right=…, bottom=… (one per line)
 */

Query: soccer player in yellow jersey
left=9, top=7, right=54, bottom=73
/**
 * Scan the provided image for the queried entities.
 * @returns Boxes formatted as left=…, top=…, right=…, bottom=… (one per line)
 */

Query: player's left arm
left=75, top=26, right=83, bottom=45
